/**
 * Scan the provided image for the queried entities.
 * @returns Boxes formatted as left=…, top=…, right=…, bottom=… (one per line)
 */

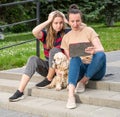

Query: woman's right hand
left=47, top=11, right=57, bottom=23
left=47, top=11, right=68, bottom=24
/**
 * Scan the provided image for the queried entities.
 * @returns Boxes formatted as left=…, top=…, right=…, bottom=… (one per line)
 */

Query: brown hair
left=67, top=4, right=82, bottom=20
left=46, top=11, right=65, bottom=49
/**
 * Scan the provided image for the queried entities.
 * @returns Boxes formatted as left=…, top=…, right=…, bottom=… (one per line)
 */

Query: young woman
left=61, top=4, right=106, bottom=109
left=9, top=10, right=70, bottom=102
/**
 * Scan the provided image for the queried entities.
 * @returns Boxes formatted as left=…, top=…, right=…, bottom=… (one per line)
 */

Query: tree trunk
left=106, top=16, right=115, bottom=27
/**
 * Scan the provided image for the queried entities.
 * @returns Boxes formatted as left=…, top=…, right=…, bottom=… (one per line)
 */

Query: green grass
left=0, top=32, right=44, bottom=70
left=0, top=22, right=120, bottom=70
left=89, top=22, right=120, bottom=52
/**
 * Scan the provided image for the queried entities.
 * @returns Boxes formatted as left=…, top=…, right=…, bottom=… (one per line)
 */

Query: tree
left=0, top=0, right=36, bottom=32
left=103, top=0, right=120, bottom=26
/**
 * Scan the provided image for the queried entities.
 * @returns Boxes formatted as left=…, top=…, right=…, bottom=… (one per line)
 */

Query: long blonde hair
left=46, top=11, right=65, bottom=49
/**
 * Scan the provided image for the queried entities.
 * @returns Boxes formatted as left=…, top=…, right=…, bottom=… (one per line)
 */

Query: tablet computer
left=69, top=42, right=92, bottom=57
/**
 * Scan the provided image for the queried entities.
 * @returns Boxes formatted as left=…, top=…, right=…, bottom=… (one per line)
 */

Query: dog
left=47, top=52, right=69, bottom=91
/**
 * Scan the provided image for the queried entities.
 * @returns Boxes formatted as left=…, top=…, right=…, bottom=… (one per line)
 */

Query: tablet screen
left=69, top=42, right=92, bottom=57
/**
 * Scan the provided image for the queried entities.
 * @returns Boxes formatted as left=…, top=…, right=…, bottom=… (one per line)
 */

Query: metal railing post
left=36, top=0, right=40, bottom=57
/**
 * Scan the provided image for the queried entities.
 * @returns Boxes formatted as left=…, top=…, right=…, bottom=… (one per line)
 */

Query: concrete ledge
left=0, top=92, right=120, bottom=117
left=0, top=78, right=120, bottom=109
left=87, top=79, right=120, bottom=92
left=1, top=71, right=120, bottom=92
left=31, top=88, right=120, bottom=109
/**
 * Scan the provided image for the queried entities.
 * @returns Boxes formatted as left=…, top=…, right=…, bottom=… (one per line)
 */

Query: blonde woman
left=9, top=10, right=70, bottom=102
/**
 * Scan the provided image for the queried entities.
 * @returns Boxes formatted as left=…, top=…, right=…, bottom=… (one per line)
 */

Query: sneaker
left=66, top=96, right=76, bottom=109
left=75, top=82, right=85, bottom=93
left=36, top=78, right=51, bottom=88
left=9, top=90, right=24, bottom=102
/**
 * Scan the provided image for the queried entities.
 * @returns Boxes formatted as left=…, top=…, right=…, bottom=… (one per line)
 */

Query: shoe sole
left=75, top=89, right=85, bottom=93
left=9, top=95, right=24, bottom=102
left=75, top=81, right=88, bottom=93
left=35, top=84, right=50, bottom=89
left=66, top=104, right=77, bottom=109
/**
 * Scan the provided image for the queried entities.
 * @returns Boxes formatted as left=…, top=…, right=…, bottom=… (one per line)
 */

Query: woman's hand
left=59, top=12, right=68, bottom=24
left=47, top=11, right=56, bottom=23
left=85, top=46, right=95, bottom=55
left=48, top=10, right=68, bottom=24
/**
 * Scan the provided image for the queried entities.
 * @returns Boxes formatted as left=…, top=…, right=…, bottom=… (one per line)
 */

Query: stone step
left=0, top=78, right=36, bottom=95
left=86, top=78, right=120, bottom=92
left=0, top=71, right=120, bottom=92
left=0, top=78, right=120, bottom=109
left=31, top=88, right=120, bottom=109
left=1, top=66, right=120, bottom=92
left=0, top=92, right=120, bottom=117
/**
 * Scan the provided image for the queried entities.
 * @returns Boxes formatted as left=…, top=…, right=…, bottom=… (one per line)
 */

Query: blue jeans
left=68, top=52, right=106, bottom=86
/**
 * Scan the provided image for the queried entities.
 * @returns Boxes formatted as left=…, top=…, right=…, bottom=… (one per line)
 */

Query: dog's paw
left=56, top=84, right=62, bottom=91
left=46, top=84, right=53, bottom=89
left=56, top=87, right=62, bottom=91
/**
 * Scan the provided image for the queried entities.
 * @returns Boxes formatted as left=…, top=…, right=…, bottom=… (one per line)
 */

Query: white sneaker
left=66, top=96, right=76, bottom=109
left=75, top=82, right=86, bottom=93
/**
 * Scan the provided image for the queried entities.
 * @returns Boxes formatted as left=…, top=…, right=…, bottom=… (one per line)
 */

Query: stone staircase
left=0, top=64, right=120, bottom=117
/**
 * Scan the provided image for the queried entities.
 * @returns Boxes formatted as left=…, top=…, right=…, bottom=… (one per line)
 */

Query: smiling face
left=52, top=16, right=64, bottom=33
left=68, top=13, right=82, bottom=31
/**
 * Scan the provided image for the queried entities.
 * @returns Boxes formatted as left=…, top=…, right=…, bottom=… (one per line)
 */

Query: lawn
left=90, top=22, right=120, bottom=52
left=0, top=32, right=44, bottom=70
left=0, top=22, right=120, bottom=70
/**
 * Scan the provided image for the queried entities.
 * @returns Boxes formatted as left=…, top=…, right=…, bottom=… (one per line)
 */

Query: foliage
left=0, top=0, right=120, bottom=34
left=37, top=0, right=120, bottom=25
left=0, top=0, right=36, bottom=32
left=103, top=0, right=120, bottom=26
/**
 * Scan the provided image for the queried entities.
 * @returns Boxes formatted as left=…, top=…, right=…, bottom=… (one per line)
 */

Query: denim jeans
left=68, top=52, right=106, bottom=86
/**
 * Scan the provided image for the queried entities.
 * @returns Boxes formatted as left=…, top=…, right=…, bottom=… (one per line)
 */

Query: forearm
left=32, top=20, right=50, bottom=39
left=92, top=37, right=105, bottom=54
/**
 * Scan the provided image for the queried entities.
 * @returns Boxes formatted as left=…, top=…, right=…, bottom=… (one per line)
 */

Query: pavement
left=105, top=50, right=120, bottom=74
left=0, top=108, right=40, bottom=117
left=0, top=50, right=120, bottom=117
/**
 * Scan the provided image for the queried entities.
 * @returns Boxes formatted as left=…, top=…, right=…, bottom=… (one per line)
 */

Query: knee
left=49, top=47, right=61, bottom=55
left=94, top=52, right=106, bottom=60
left=28, top=56, right=39, bottom=64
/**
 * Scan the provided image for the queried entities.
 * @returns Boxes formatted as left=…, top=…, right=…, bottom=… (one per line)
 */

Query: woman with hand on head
left=61, top=4, right=106, bottom=109
left=9, top=10, right=70, bottom=102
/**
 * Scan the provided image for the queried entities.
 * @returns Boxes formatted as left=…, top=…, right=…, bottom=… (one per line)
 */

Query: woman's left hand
left=59, top=12, right=68, bottom=24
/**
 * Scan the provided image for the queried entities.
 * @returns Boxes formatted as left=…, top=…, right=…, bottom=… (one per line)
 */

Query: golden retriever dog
left=47, top=52, right=69, bottom=90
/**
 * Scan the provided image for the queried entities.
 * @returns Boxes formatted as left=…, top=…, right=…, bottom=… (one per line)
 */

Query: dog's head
left=52, top=52, right=68, bottom=68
